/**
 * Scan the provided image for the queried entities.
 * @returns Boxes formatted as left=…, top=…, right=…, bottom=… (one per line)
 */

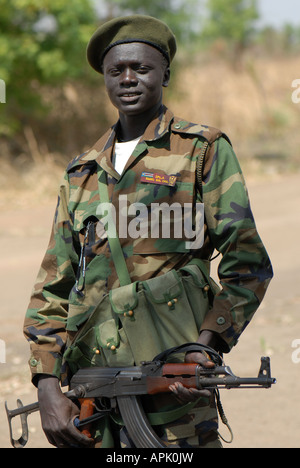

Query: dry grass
left=1, top=54, right=299, bottom=208
left=171, top=55, right=300, bottom=183
left=171, top=55, right=300, bottom=145
left=0, top=153, right=65, bottom=210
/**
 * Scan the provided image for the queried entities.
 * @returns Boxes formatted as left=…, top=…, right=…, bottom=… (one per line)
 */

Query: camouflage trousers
left=93, top=393, right=223, bottom=448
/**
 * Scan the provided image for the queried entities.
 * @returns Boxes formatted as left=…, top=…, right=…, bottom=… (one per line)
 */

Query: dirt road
left=1, top=173, right=299, bottom=448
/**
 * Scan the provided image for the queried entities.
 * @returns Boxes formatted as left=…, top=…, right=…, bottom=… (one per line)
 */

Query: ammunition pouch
left=63, top=259, right=219, bottom=374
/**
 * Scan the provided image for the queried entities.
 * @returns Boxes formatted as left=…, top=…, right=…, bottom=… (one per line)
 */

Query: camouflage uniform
left=24, top=105, right=273, bottom=447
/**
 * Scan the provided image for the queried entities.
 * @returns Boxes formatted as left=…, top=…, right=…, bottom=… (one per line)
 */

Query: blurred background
left=0, top=0, right=300, bottom=449
left=0, top=0, right=299, bottom=206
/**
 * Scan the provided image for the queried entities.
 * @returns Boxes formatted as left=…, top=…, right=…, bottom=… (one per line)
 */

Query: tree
left=0, top=0, right=100, bottom=152
left=202, top=0, right=259, bottom=65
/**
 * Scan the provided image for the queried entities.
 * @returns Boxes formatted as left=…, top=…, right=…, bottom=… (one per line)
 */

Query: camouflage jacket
left=24, top=106, right=273, bottom=385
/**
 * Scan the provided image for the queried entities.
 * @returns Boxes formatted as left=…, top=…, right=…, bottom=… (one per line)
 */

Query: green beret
left=87, top=15, right=177, bottom=74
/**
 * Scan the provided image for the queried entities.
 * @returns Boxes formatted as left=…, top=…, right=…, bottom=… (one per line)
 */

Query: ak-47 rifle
left=5, top=344, right=276, bottom=448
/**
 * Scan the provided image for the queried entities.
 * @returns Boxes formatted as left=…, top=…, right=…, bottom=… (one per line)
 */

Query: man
left=24, top=15, right=273, bottom=448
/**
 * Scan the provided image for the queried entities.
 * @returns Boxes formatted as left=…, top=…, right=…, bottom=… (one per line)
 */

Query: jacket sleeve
left=23, top=171, right=78, bottom=385
left=200, top=136, right=273, bottom=352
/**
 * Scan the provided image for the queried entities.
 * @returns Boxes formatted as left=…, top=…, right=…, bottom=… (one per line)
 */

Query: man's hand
left=169, top=331, right=217, bottom=402
left=38, top=375, right=94, bottom=448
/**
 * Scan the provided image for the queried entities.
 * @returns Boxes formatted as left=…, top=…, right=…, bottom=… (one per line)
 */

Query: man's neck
left=117, top=103, right=162, bottom=142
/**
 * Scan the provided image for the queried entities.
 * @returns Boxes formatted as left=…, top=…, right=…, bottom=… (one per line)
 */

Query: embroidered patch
left=141, top=172, right=177, bottom=187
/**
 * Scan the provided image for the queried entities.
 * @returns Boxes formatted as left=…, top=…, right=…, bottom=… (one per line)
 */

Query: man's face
left=102, top=42, right=170, bottom=117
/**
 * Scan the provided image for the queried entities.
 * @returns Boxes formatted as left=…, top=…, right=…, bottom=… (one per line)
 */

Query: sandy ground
left=0, top=172, right=299, bottom=449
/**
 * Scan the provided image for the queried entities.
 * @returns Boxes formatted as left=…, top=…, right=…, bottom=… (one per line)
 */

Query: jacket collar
left=67, top=105, right=174, bottom=175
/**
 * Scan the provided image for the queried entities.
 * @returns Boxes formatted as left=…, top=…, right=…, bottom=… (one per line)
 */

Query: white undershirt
left=113, top=136, right=141, bottom=175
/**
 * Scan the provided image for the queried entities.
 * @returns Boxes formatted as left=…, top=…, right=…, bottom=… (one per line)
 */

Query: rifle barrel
left=197, top=376, right=276, bottom=389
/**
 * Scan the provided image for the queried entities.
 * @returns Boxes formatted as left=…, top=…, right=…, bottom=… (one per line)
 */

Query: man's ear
left=162, top=67, right=170, bottom=88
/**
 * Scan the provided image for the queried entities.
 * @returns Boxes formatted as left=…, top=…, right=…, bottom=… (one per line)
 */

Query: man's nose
left=120, top=68, right=138, bottom=86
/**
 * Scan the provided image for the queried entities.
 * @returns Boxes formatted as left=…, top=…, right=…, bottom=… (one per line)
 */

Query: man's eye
left=136, top=67, right=149, bottom=73
left=109, top=69, right=121, bottom=76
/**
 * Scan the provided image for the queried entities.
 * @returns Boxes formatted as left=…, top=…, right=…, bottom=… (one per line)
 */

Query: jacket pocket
left=131, top=181, right=199, bottom=254
left=64, top=292, right=135, bottom=372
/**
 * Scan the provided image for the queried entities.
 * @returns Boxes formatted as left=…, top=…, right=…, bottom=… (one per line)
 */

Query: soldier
left=24, top=15, right=273, bottom=448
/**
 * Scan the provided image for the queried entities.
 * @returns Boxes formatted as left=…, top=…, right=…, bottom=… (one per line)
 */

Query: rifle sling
left=111, top=397, right=199, bottom=427
left=147, top=401, right=198, bottom=426
left=98, top=170, right=131, bottom=286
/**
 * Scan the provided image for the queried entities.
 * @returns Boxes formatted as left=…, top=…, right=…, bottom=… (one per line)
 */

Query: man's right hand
left=37, top=375, right=94, bottom=448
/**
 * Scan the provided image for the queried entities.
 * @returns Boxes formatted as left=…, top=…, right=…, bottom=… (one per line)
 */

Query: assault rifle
left=5, top=344, right=276, bottom=448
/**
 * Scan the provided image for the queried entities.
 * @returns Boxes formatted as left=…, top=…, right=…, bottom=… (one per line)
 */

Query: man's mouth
left=119, top=92, right=141, bottom=102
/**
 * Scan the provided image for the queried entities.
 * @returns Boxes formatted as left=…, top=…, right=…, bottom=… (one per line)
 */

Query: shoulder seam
left=171, top=116, right=231, bottom=146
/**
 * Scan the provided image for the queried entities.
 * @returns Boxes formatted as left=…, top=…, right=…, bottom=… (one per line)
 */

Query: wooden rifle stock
left=78, top=398, right=95, bottom=439
left=146, top=362, right=198, bottom=394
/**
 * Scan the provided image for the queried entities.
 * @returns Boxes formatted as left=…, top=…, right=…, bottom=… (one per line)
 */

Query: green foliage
left=0, top=0, right=98, bottom=138
left=255, top=23, right=300, bottom=54
left=201, top=0, right=259, bottom=52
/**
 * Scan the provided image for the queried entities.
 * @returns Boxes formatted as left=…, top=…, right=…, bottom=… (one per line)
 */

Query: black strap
left=97, top=170, right=132, bottom=286
left=153, top=342, right=222, bottom=366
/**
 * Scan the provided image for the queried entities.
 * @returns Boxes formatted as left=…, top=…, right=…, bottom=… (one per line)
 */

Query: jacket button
left=107, top=342, right=116, bottom=351
left=216, top=316, right=226, bottom=325
left=30, top=358, right=38, bottom=367
left=174, top=123, right=181, bottom=129
left=124, top=310, right=134, bottom=317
